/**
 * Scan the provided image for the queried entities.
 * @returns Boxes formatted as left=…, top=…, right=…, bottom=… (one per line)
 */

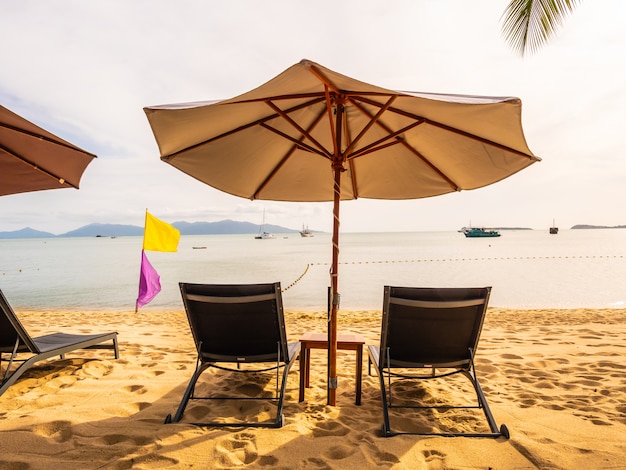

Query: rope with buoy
left=282, top=263, right=311, bottom=292
left=308, top=255, right=624, bottom=266
left=281, top=254, right=623, bottom=292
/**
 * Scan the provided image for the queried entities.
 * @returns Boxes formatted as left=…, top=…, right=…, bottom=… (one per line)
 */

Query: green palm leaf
left=501, top=0, right=581, bottom=56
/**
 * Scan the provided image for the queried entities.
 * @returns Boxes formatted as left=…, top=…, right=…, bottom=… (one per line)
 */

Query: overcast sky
left=1, top=0, right=624, bottom=234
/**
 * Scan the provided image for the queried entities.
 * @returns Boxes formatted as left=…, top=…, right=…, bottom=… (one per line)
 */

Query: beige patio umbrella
left=0, top=105, right=96, bottom=196
left=144, top=59, right=540, bottom=405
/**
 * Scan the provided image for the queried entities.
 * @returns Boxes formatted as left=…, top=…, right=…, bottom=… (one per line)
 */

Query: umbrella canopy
left=0, top=105, right=96, bottom=196
left=144, top=59, right=540, bottom=405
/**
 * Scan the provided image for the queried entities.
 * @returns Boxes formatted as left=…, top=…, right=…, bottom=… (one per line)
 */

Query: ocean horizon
left=2, top=229, right=626, bottom=312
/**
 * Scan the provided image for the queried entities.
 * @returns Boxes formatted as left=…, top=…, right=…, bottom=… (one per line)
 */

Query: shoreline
left=1, top=308, right=625, bottom=468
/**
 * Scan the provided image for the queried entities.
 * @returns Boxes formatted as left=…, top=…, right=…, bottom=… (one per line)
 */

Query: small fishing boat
left=192, top=246, right=207, bottom=249
left=550, top=219, right=558, bottom=234
left=300, top=224, right=313, bottom=237
left=462, top=227, right=500, bottom=238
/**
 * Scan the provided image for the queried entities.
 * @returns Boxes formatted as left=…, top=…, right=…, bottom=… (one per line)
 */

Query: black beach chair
left=0, top=289, right=119, bottom=397
left=167, top=282, right=300, bottom=428
left=368, top=286, right=509, bottom=438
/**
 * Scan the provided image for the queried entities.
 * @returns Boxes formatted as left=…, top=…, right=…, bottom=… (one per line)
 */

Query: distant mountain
left=62, top=223, right=144, bottom=237
left=0, top=220, right=302, bottom=239
left=571, top=224, right=626, bottom=230
left=0, top=227, right=56, bottom=239
left=172, top=220, right=297, bottom=235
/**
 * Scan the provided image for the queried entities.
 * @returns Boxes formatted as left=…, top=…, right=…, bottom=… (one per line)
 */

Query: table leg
left=299, top=345, right=308, bottom=402
left=355, top=345, right=363, bottom=405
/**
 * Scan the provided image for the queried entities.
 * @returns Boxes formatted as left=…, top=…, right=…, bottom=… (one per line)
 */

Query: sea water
left=1, top=229, right=626, bottom=311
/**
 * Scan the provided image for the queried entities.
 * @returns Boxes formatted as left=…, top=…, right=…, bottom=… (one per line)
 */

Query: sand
left=1, top=307, right=625, bottom=469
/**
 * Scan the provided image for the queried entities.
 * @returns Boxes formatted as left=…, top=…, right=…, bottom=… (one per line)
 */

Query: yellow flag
left=143, top=211, right=180, bottom=252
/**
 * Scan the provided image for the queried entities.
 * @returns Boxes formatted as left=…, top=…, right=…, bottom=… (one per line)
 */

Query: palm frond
left=501, top=0, right=582, bottom=56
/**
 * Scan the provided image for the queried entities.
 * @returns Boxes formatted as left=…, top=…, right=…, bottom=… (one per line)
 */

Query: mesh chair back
left=0, top=290, right=38, bottom=353
left=381, top=286, right=491, bottom=367
left=179, top=282, right=288, bottom=363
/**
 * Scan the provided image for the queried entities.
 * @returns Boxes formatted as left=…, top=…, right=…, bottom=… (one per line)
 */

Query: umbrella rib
left=347, top=121, right=423, bottom=160
left=343, top=112, right=360, bottom=199
left=0, top=144, right=78, bottom=188
left=0, top=122, right=97, bottom=158
left=163, top=97, right=327, bottom=161
left=348, top=99, right=461, bottom=191
left=258, top=123, right=327, bottom=157
left=355, top=95, right=536, bottom=160
left=230, top=90, right=396, bottom=105
left=252, top=105, right=330, bottom=199
left=251, top=143, right=298, bottom=200
left=347, top=139, right=404, bottom=161
left=324, top=86, right=339, bottom=158
left=305, top=62, right=342, bottom=95
left=344, top=96, right=397, bottom=156
left=265, top=100, right=331, bottom=157
left=402, top=144, right=460, bottom=191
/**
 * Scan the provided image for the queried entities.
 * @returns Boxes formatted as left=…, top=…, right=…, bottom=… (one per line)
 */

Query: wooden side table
left=298, top=332, right=366, bottom=405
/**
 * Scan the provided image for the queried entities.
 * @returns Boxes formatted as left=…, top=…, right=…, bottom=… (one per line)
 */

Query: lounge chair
left=368, top=286, right=509, bottom=438
left=167, top=282, right=300, bottom=428
left=0, top=289, right=119, bottom=397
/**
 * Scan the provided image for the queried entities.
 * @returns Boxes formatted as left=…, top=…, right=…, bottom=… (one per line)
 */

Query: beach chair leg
left=112, top=336, right=120, bottom=359
left=465, top=370, right=509, bottom=438
left=378, top=371, right=394, bottom=437
left=168, top=362, right=210, bottom=424
left=273, top=349, right=299, bottom=428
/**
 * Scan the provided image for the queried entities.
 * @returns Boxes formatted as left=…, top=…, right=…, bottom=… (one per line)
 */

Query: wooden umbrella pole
left=328, top=165, right=341, bottom=406
left=328, top=95, right=345, bottom=406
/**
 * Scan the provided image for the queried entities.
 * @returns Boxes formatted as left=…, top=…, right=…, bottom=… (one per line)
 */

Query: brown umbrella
left=0, top=105, right=96, bottom=196
left=144, top=59, right=540, bottom=405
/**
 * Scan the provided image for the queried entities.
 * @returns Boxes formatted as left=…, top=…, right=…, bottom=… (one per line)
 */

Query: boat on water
left=255, top=232, right=275, bottom=240
left=300, top=224, right=313, bottom=237
left=255, top=209, right=275, bottom=239
left=462, top=227, right=501, bottom=238
left=550, top=219, right=559, bottom=234
left=192, top=246, right=207, bottom=249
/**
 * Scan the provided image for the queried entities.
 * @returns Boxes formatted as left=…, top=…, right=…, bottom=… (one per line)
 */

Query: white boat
left=255, top=209, right=275, bottom=239
left=299, top=224, right=313, bottom=237
left=255, top=231, right=275, bottom=240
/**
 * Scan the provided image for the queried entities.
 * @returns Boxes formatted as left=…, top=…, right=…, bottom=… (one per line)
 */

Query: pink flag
left=136, top=250, right=161, bottom=309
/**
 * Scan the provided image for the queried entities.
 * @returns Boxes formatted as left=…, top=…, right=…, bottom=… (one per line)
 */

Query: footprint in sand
left=123, top=384, right=147, bottom=395
left=117, top=454, right=179, bottom=468
left=213, top=432, right=258, bottom=467
left=32, top=420, right=73, bottom=442
left=101, top=434, right=153, bottom=446
left=101, top=434, right=133, bottom=445
left=322, top=444, right=357, bottom=460
left=45, top=375, right=78, bottom=390
left=236, top=383, right=264, bottom=397
left=300, top=457, right=332, bottom=469
left=80, top=360, right=114, bottom=378
left=105, top=401, right=152, bottom=417
left=423, top=449, right=447, bottom=465
left=370, top=449, right=400, bottom=465
left=500, top=353, right=523, bottom=360
left=134, top=370, right=165, bottom=378
left=312, top=420, right=350, bottom=438
left=185, top=404, right=211, bottom=420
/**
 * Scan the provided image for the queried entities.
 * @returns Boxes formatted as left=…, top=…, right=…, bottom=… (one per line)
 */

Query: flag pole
left=135, top=209, right=148, bottom=313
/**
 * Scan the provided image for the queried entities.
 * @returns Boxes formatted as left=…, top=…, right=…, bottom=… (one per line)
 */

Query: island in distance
left=0, top=220, right=305, bottom=239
